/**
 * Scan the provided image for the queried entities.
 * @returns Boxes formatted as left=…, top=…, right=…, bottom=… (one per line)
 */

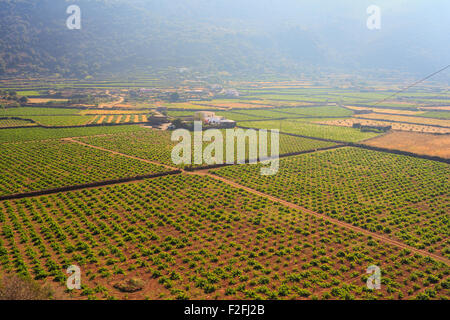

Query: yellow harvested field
left=124, top=115, right=131, bottom=122
left=256, top=100, right=312, bottom=107
left=354, top=114, right=450, bottom=127
left=316, top=118, right=450, bottom=134
left=97, top=115, right=106, bottom=124
left=194, top=102, right=278, bottom=109
left=365, top=131, right=450, bottom=159
left=165, top=102, right=226, bottom=110
left=80, top=110, right=148, bottom=115
left=419, top=106, right=450, bottom=111
left=346, top=106, right=425, bottom=116
left=107, top=116, right=114, bottom=123
left=115, top=115, right=123, bottom=123
left=27, top=98, right=68, bottom=104
left=114, top=104, right=136, bottom=108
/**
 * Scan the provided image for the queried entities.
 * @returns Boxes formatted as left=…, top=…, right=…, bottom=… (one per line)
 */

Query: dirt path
left=201, top=172, right=450, bottom=265
left=64, top=138, right=180, bottom=171
left=99, top=96, right=124, bottom=108
left=53, top=139, right=450, bottom=265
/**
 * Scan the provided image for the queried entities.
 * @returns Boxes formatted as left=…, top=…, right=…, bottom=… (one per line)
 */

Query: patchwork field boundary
left=369, top=110, right=450, bottom=120
left=238, top=126, right=450, bottom=163
left=232, top=115, right=348, bottom=122
left=237, top=125, right=345, bottom=144
left=0, top=116, right=38, bottom=129
left=351, top=143, right=450, bottom=164
left=0, top=116, right=151, bottom=129
left=184, top=144, right=344, bottom=172
left=355, top=116, right=450, bottom=129
left=1, top=131, right=448, bottom=265
left=0, top=170, right=181, bottom=201
left=204, top=171, right=450, bottom=265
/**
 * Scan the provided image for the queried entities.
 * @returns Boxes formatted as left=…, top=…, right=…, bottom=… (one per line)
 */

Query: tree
left=19, top=96, right=28, bottom=104
left=172, top=118, right=184, bottom=129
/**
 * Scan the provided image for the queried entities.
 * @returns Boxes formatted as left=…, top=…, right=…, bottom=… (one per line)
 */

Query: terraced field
left=420, top=112, right=450, bottom=120
left=275, top=106, right=354, bottom=117
left=354, top=114, right=450, bottom=128
left=0, top=125, right=147, bottom=143
left=29, top=116, right=95, bottom=127
left=318, top=118, right=450, bottom=134
left=0, top=119, right=36, bottom=128
left=77, top=129, right=338, bottom=168
left=0, top=175, right=447, bottom=300
left=0, top=140, right=168, bottom=196
left=213, top=147, right=450, bottom=259
left=0, top=107, right=80, bottom=116
left=239, top=120, right=380, bottom=142
left=0, top=83, right=448, bottom=301
left=89, top=114, right=148, bottom=124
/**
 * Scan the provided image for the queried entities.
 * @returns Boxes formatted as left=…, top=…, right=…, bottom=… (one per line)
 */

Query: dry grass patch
left=364, top=131, right=450, bottom=159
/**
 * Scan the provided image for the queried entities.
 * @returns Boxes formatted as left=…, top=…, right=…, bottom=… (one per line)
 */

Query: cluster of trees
left=0, top=90, right=27, bottom=107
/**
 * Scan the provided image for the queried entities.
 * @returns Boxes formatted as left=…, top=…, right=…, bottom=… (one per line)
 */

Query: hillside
left=0, top=0, right=449, bottom=79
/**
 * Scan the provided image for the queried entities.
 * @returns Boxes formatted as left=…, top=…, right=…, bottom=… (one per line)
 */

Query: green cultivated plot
left=0, top=125, right=147, bottom=143
left=28, top=115, right=95, bottom=126
left=215, top=111, right=267, bottom=121
left=0, top=119, right=36, bottom=128
left=420, top=112, right=450, bottom=120
left=79, top=129, right=337, bottom=168
left=0, top=107, right=80, bottom=116
left=227, top=109, right=298, bottom=119
left=214, top=147, right=450, bottom=258
left=239, top=120, right=379, bottom=142
left=0, top=174, right=447, bottom=300
left=275, top=106, right=354, bottom=117
left=0, top=140, right=168, bottom=196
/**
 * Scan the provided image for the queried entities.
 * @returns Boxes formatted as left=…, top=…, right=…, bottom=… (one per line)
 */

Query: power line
left=370, top=64, right=450, bottom=108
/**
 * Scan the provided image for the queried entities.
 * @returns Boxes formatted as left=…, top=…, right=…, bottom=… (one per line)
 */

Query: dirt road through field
left=202, top=171, right=450, bottom=265
left=61, top=138, right=450, bottom=265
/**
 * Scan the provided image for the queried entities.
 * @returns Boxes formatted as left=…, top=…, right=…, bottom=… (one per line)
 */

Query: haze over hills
left=0, top=0, right=449, bottom=80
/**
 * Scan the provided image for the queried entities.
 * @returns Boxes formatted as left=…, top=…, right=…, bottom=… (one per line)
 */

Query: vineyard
left=0, top=83, right=448, bottom=301
left=239, top=120, right=381, bottom=142
left=318, top=118, right=450, bottom=134
left=0, top=125, right=147, bottom=143
left=89, top=115, right=149, bottom=124
left=213, top=147, right=450, bottom=259
left=77, top=129, right=338, bottom=168
left=354, top=114, right=450, bottom=128
left=29, top=116, right=95, bottom=127
left=0, top=119, right=36, bottom=128
left=0, top=140, right=168, bottom=196
left=0, top=174, right=448, bottom=300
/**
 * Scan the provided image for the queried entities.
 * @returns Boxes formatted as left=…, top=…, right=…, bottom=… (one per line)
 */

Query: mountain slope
left=0, top=0, right=448, bottom=79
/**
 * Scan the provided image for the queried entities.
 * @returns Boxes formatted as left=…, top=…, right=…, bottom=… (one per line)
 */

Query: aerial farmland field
left=0, top=84, right=449, bottom=303
left=0, top=174, right=448, bottom=300
left=77, top=129, right=338, bottom=168
left=0, top=139, right=169, bottom=196
left=0, top=0, right=449, bottom=308
left=213, top=148, right=450, bottom=258
left=239, top=120, right=381, bottom=142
